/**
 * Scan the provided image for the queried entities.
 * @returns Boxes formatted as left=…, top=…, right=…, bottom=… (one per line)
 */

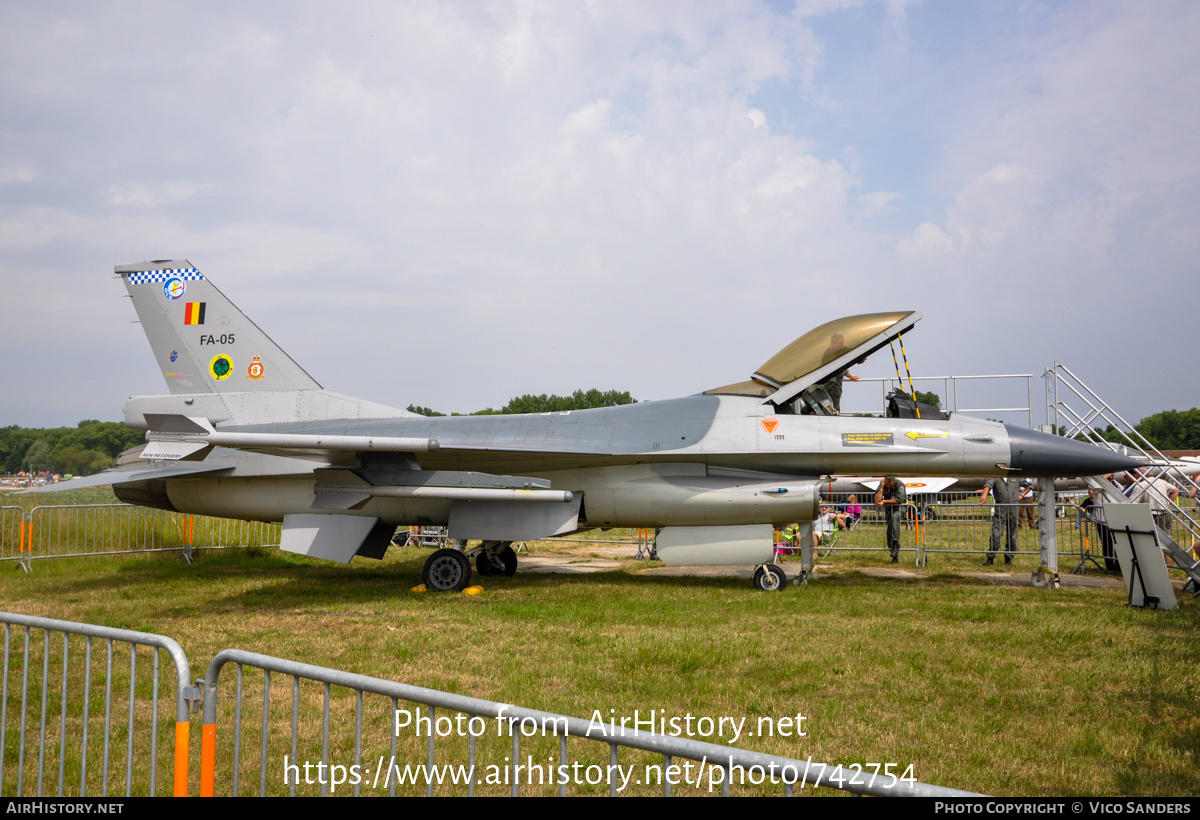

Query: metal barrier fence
left=0, top=504, right=281, bottom=566
left=199, top=649, right=977, bottom=798
left=0, top=612, right=195, bottom=797
left=810, top=496, right=1111, bottom=567
left=915, top=502, right=1081, bottom=566
left=184, top=514, right=280, bottom=555
left=0, top=502, right=645, bottom=566
left=0, top=507, right=22, bottom=564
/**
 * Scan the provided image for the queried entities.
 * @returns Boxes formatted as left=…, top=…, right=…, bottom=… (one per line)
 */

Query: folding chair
left=818, top=515, right=858, bottom=558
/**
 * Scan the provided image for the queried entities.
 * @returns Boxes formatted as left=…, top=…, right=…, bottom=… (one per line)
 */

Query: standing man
left=1082, top=474, right=1118, bottom=572
left=819, top=357, right=867, bottom=414
left=1018, top=479, right=1037, bottom=529
left=980, top=475, right=1020, bottom=564
left=874, top=475, right=907, bottom=563
left=1127, top=467, right=1179, bottom=534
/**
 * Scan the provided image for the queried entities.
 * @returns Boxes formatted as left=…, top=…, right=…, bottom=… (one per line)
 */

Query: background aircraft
left=28, top=261, right=1140, bottom=591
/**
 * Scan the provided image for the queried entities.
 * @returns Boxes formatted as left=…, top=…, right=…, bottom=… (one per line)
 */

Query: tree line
left=408, top=388, right=637, bottom=417
left=1083, top=408, right=1200, bottom=450
left=0, top=421, right=147, bottom=477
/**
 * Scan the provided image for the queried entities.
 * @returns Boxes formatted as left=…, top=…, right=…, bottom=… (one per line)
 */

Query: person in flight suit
left=980, top=475, right=1021, bottom=564
left=874, top=475, right=907, bottom=563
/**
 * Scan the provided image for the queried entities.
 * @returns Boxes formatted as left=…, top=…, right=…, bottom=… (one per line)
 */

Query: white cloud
left=106, top=181, right=206, bottom=208
left=856, top=190, right=899, bottom=215
left=0, top=163, right=37, bottom=185
left=897, top=221, right=952, bottom=257
left=899, top=164, right=1038, bottom=254
left=561, top=99, right=613, bottom=140
left=0, top=2, right=1197, bottom=424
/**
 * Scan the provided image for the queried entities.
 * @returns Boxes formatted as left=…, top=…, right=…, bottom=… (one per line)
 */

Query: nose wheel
left=753, top=563, right=787, bottom=591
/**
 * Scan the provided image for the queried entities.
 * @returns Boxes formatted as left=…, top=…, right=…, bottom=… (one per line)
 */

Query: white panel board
left=655, top=524, right=775, bottom=567
left=856, top=477, right=959, bottom=495
left=1104, top=504, right=1177, bottom=610
left=448, top=496, right=581, bottom=541
left=139, top=440, right=212, bottom=461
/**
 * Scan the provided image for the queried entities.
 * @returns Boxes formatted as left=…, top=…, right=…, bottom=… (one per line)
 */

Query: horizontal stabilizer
left=144, top=417, right=439, bottom=465
left=280, top=514, right=394, bottom=563
left=16, top=462, right=231, bottom=494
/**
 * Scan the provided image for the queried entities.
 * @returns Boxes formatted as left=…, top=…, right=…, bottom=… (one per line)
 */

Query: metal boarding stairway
left=1046, top=363, right=1200, bottom=597
left=1083, top=475, right=1200, bottom=596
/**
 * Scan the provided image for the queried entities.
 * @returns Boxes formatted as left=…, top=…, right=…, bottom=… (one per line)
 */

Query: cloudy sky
left=2, top=1, right=1197, bottom=429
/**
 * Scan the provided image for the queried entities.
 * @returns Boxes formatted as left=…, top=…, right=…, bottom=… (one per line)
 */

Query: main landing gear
left=422, top=549, right=471, bottom=592
left=476, top=542, right=518, bottom=577
left=420, top=540, right=519, bottom=592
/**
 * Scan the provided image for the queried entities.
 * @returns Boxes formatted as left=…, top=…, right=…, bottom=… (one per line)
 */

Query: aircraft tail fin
left=116, top=260, right=321, bottom=395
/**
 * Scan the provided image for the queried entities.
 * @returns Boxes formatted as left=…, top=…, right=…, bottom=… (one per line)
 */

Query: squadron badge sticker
left=209, top=354, right=234, bottom=381
left=163, top=278, right=186, bottom=300
left=246, top=355, right=265, bottom=380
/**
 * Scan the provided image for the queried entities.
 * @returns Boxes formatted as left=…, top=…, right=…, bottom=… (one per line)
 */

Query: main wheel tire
left=476, top=552, right=503, bottom=576
left=423, top=549, right=472, bottom=592
left=753, top=564, right=786, bottom=591
left=496, top=544, right=518, bottom=576
left=476, top=544, right=518, bottom=577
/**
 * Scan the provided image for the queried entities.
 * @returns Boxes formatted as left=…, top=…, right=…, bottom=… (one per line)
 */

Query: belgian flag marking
left=184, top=302, right=206, bottom=325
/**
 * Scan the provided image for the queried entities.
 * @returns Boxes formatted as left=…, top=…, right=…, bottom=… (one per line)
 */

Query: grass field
left=1, top=529, right=1197, bottom=797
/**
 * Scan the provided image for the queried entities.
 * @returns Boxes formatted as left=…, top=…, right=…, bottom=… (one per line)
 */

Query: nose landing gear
left=753, top=563, right=787, bottom=591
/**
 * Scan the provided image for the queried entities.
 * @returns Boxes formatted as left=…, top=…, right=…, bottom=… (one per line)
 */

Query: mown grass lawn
left=1, top=537, right=1196, bottom=797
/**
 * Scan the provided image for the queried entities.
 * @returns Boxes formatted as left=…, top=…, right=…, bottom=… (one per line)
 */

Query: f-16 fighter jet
left=34, top=261, right=1140, bottom=591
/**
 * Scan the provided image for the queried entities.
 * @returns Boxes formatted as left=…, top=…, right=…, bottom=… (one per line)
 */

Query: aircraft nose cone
left=1004, top=424, right=1143, bottom=477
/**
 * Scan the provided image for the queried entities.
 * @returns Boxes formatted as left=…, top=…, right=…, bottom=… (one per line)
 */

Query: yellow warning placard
left=905, top=430, right=950, bottom=440
left=841, top=432, right=894, bottom=447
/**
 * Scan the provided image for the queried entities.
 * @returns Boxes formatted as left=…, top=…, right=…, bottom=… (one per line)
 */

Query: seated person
left=842, top=494, right=863, bottom=525
left=812, top=505, right=848, bottom=549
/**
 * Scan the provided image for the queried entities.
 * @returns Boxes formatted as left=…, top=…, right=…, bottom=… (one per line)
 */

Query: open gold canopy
left=706, top=311, right=919, bottom=399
